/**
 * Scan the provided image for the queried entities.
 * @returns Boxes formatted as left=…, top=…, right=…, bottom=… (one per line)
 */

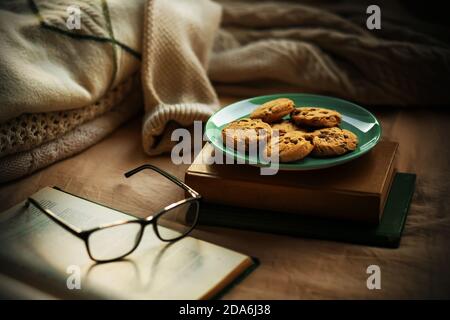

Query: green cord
left=101, top=0, right=118, bottom=91
left=27, top=0, right=141, bottom=60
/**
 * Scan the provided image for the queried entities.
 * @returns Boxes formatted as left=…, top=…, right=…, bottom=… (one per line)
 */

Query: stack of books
left=185, top=141, right=415, bottom=248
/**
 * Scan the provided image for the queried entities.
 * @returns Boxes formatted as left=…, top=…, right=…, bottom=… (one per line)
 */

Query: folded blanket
left=0, top=0, right=143, bottom=182
left=0, top=84, right=142, bottom=183
left=0, top=0, right=143, bottom=123
left=1, top=0, right=450, bottom=183
left=0, top=76, right=134, bottom=158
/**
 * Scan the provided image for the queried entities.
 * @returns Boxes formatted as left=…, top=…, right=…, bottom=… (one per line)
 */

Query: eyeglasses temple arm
left=26, top=197, right=83, bottom=236
left=124, top=164, right=201, bottom=199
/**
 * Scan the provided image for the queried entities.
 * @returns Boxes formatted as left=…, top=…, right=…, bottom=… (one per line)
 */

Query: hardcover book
left=198, top=173, right=415, bottom=248
left=185, top=142, right=415, bottom=248
left=185, top=141, right=399, bottom=224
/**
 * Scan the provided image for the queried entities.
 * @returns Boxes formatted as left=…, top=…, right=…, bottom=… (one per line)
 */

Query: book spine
left=186, top=172, right=380, bottom=224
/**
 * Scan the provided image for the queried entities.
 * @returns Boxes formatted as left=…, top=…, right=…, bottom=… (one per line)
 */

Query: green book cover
left=199, top=173, right=416, bottom=248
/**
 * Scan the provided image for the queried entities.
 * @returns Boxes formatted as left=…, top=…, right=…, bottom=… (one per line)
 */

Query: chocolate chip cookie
left=310, top=127, right=358, bottom=157
left=265, top=131, right=314, bottom=162
left=222, top=118, right=272, bottom=150
left=271, top=120, right=307, bottom=136
left=291, top=107, right=341, bottom=128
left=250, top=98, right=295, bottom=123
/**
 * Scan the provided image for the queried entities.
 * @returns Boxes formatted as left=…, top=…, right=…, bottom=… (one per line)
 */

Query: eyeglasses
left=26, top=164, right=201, bottom=263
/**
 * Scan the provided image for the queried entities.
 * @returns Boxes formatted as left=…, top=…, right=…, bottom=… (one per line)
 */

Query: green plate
left=205, top=93, right=381, bottom=170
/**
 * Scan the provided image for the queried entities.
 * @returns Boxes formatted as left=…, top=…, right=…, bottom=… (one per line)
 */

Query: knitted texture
left=35, top=0, right=109, bottom=38
left=0, top=77, right=133, bottom=158
left=141, top=0, right=222, bottom=155
left=0, top=0, right=142, bottom=182
left=0, top=83, right=142, bottom=183
left=0, top=0, right=142, bottom=123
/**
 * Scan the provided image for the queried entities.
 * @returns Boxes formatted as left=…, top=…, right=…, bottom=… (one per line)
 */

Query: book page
left=0, top=187, right=252, bottom=299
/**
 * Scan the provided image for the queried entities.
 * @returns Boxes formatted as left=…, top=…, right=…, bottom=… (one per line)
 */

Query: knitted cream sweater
left=0, top=0, right=144, bottom=182
left=140, top=0, right=221, bottom=155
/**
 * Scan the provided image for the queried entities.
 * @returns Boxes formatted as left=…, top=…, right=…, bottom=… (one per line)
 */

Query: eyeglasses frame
left=26, top=164, right=202, bottom=263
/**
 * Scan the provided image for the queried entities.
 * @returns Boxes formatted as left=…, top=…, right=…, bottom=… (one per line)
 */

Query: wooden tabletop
left=1, top=98, right=449, bottom=299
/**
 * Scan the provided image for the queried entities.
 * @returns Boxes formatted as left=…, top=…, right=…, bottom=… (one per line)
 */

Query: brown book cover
left=185, top=141, right=398, bottom=224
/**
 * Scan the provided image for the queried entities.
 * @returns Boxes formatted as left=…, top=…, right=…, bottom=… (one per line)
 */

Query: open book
left=0, top=187, right=256, bottom=299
